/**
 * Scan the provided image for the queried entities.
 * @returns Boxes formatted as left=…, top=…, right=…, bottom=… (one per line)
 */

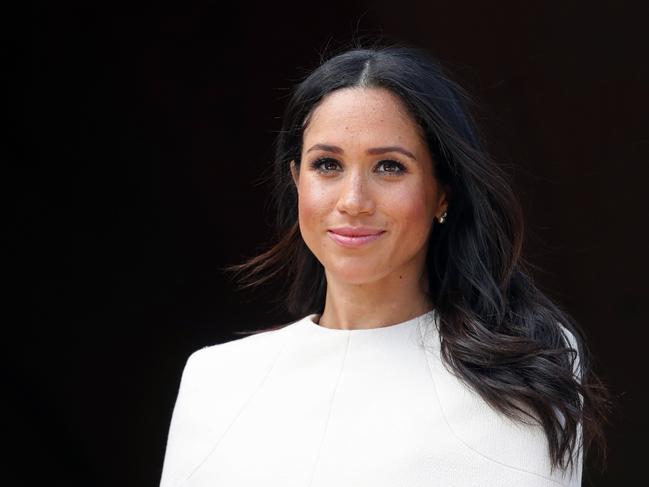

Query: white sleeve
left=159, top=349, right=205, bottom=487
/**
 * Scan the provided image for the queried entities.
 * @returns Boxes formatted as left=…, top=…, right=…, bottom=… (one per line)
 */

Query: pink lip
left=329, top=226, right=385, bottom=236
left=327, top=227, right=386, bottom=248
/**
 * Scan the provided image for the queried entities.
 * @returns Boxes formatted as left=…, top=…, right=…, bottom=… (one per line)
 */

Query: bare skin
left=290, top=87, right=449, bottom=330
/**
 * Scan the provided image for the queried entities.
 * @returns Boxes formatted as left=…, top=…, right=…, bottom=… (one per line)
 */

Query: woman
left=159, top=42, right=610, bottom=486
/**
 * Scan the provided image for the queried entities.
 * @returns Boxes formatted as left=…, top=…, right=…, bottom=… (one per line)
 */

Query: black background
left=9, top=1, right=648, bottom=485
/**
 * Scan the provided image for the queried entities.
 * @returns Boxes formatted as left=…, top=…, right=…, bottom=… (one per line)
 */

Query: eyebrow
left=306, top=143, right=417, bottom=161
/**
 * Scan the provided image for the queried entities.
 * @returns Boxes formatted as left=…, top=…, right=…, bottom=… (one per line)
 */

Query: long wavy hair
left=225, top=40, right=611, bottom=474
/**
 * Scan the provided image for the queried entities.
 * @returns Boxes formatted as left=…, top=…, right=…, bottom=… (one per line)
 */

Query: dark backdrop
left=9, top=1, right=648, bottom=485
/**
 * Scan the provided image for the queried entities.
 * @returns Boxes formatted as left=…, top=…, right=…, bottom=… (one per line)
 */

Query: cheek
left=384, top=184, right=436, bottom=235
left=297, top=181, right=332, bottom=235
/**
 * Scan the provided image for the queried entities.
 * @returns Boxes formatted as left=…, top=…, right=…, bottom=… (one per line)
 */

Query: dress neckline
left=301, top=309, right=437, bottom=335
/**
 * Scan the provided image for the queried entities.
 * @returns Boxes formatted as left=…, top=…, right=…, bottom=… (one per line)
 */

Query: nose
left=336, top=168, right=375, bottom=216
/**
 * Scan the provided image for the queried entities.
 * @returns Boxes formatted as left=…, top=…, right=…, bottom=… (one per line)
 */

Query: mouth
left=327, top=230, right=386, bottom=248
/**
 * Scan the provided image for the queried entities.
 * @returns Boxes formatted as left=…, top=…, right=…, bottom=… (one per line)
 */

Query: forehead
left=303, top=87, right=424, bottom=145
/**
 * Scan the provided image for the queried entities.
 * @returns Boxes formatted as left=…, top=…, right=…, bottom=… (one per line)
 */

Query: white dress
left=159, top=309, right=583, bottom=487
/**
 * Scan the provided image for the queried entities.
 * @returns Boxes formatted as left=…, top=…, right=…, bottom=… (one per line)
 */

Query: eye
left=309, top=157, right=341, bottom=173
left=308, top=157, right=407, bottom=176
left=376, top=159, right=406, bottom=175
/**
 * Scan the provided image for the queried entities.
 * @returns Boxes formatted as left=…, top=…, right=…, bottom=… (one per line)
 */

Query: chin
left=326, top=262, right=388, bottom=285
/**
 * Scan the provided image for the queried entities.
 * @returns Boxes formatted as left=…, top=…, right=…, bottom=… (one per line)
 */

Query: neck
left=317, top=266, right=433, bottom=330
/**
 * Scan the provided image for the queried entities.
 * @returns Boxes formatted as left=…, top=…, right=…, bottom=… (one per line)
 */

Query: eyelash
left=309, top=157, right=407, bottom=176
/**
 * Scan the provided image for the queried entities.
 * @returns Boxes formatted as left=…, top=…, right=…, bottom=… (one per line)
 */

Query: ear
left=290, top=160, right=299, bottom=189
left=437, top=184, right=452, bottom=216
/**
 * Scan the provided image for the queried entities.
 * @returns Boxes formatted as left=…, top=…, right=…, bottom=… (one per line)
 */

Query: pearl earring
left=438, top=211, right=448, bottom=224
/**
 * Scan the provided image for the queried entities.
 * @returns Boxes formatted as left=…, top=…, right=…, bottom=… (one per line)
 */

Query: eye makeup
left=309, top=157, right=408, bottom=176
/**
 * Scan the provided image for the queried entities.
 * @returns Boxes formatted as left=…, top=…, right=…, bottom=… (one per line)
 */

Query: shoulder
left=179, top=322, right=292, bottom=387
left=426, top=320, right=583, bottom=485
left=167, top=320, right=299, bottom=446
left=189, top=324, right=285, bottom=363
left=159, top=322, right=296, bottom=487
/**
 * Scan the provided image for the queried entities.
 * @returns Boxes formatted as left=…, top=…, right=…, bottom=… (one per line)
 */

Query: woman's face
left=290, top=87, right=448, bottom=286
